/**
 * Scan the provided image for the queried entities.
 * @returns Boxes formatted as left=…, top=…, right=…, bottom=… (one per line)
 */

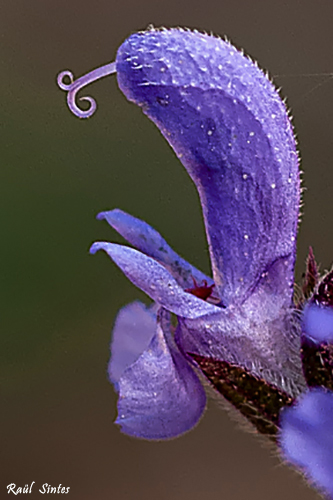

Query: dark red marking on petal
left=189, top=353, right=294, bottom=440
left=185, top=277, right=215, bottom=301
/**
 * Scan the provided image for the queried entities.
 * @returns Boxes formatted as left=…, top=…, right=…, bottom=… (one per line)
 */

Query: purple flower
left=279, top=278, right=333, bottom=499
left=280, top=387, right=333, bottom=499
left=58, top=27, right=305, bottom=434
left=57, top=26, right=332, bottom=495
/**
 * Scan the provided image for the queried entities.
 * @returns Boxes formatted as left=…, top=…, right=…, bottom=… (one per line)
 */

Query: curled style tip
left=56, top=62, right=117, bottom=119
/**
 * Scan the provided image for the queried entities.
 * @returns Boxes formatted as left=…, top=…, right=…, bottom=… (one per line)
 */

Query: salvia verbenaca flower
left=57, top=27, right=333, bottom=499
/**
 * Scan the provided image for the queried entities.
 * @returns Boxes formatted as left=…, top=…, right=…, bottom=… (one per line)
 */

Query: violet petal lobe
left=280, top=388, right=333, bottom=498
left=108, top=301, right=157, bottom=385
left=115, top=28, right=300, bottom=306
left=115, top=308, right=206, bottom=440
left=97, top=209, right=213, bottom=289
left=90, top=241, right=220, bottom=318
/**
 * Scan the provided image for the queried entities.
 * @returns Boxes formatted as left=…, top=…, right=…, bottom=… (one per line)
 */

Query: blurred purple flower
left=302, top=300, right=333, bottom=344
left=279, top=288, right=333, bottom=499
left=57, top=26, right=333, bottom=497
left=280, top=387, right=333, bottom=499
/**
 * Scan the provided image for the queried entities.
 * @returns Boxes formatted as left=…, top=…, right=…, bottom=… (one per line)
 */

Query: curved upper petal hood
left=115, top=28, right=300, bottom=306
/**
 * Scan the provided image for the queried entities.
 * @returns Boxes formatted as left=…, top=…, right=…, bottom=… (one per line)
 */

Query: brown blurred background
left=1, top=0, right=332, bottom=498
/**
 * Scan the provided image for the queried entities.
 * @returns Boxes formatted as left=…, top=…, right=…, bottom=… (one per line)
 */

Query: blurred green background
left=2, top=0, right=332, bottom=498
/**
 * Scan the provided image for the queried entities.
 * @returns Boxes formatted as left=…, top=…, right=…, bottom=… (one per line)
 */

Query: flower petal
left=115, top=309, right=206, bottom=439
left=116, top=28, right=299, bottom=306
left=279, top=388, right=333, bottom=498
left=90, top=242, right=221, bottom=318
left=97, top=208, right=213, bottom=289
left=108, top=301, right=157, bottom=384
left=303, top=302, right=333, bottom=344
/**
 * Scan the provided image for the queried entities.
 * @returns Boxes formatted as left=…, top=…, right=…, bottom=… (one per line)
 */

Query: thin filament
left=57, top=62, right=117, bottom=118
